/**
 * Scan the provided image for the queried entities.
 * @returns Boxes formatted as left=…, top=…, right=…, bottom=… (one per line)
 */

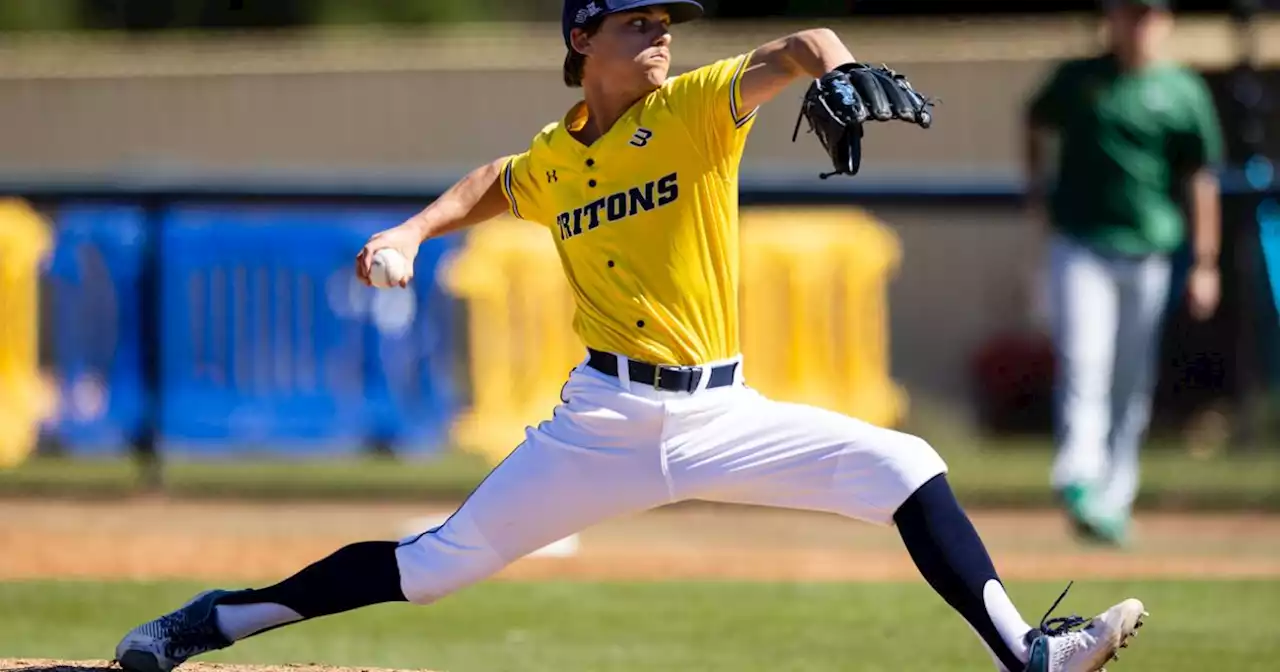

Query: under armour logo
left=629, top=127, right=653, bottom=147
left=546, top=170, right=558, bottom=183
left=576, top=2, right=602, bottom=24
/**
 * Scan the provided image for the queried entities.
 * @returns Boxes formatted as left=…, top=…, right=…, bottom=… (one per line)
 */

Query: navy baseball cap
left=563, top=0, right=705, bottom=48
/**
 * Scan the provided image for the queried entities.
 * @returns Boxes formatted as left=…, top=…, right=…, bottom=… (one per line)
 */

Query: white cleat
left=1023, top=583, right=1147, bottom=672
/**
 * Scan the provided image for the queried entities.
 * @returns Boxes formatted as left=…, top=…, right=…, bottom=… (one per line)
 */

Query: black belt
left=586, top=348, right=738, bottom=393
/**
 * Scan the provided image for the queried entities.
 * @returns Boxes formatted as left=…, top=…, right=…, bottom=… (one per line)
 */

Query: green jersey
left=1028, top=54, right=1224, bottom=256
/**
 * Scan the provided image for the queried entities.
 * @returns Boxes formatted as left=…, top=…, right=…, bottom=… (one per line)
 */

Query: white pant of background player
left=394, top=354, right=947, bottom=604
left=1046, top=233, right=1173, bottom=520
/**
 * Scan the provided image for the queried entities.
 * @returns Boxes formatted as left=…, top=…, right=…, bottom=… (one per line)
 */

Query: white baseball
left=369, top=248, right=411, bottom=288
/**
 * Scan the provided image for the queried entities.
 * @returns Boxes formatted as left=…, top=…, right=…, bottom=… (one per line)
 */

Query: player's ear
left=570, top=27, right=595, bottom=57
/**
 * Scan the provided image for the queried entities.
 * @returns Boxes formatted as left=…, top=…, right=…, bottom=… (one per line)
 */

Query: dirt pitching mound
left=0, top=661, right=438, bottom=672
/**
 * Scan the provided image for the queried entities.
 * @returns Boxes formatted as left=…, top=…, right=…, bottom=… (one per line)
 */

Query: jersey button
left=607, top=260, right=615, bottom=268
left=588, top=179, right=598, bottom=187
left=586, top=159, right=595, bottom=167
left=636, top=320, right=645, bottom=328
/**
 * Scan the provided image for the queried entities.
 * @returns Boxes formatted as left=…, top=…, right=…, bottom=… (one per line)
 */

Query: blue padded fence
left=45, top=203, right=462, bottom=457
left=43, top=204, right=150, bottom=453
left=157, top=204, right=461, bottom=456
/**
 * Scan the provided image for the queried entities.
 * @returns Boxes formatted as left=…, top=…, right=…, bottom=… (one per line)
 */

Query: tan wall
left=1, top=16, right=1270, bottom=178
left=872, top=204, right=1037, bottom=405
left=0, top=60, right=1056, bottom=177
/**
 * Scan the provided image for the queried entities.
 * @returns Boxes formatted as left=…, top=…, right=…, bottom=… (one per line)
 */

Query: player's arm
left=1188, top=167, right=1221, bottom=266
left=1183, top=74, right=1226, bottom=320
left=1186, top=77, right=1225, bottom=275
left=355, top=157, right=508, bottom=286
left=404, top=157, right=510, bottom=240
left=737, top=29, right=856, bottom=113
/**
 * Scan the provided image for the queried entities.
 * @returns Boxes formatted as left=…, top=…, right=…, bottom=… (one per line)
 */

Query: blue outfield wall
left=42, top=203, right=463, bottom=457
left=43, top=203, right=150, bottom=454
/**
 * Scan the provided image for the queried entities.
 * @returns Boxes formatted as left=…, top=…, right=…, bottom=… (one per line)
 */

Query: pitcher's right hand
left=355, top=222, right=423, bottom=288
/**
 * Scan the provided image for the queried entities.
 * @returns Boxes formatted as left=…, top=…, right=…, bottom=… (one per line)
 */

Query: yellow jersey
left=500, top=52, right=758, bottom=367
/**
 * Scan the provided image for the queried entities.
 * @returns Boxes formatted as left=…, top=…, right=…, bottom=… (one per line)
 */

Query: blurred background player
left=1024, top=0, right=1225, bottom=546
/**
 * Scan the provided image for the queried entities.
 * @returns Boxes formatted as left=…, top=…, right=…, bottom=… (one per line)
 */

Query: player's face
left=1107, top=6, right=1172, bottom=61
left=584, top=8, right=673, bottom=89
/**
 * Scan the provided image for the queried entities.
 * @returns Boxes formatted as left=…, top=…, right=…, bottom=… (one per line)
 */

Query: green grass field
left=2, top=579, right=1275, bottom=671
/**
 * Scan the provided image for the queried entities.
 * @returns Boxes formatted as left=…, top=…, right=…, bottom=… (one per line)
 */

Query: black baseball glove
left=792, top=63, right=936, bottom=179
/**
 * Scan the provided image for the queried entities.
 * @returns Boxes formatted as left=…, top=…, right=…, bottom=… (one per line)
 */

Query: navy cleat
left=114, top=589, right=240, bottom=672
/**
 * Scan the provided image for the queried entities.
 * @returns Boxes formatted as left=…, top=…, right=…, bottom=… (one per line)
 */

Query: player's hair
left=563, top=18, right=604, bottom=88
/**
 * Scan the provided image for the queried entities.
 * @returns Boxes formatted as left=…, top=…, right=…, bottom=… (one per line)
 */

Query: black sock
left=219, top=541, right=407, bottom=621
left=894, top=474, right=1031, bottom=672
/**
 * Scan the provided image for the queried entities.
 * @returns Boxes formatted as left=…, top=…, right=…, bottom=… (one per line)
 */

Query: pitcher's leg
left=670, top=395, right=1033, bottom=670
left=200, top=437, right=594, bottom=643
left=896, top=477, right=1145, bottom=672
left=395, top=420, right=671, bottom=604
left=668, top=389, right=1142, bottom=671
left=115, top=369, right=671, bottom=672
left=666, top=391, right=946, bottom=525
left=894, top=474, right=1035, bottom=672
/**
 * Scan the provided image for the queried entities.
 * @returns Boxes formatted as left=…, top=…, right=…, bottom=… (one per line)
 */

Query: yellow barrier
left=441, top=208, right=905, bottom=465
left=738, top=207, right=907, bottom=430
left=439, top=217, right=584, bottom=464
left=0, top=198, right=55, bottom=468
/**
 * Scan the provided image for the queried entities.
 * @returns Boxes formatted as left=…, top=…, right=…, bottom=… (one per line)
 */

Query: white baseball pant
left=394, top=354, right=948, bottom=604
left=1047, top=232, right=1173, bottom=519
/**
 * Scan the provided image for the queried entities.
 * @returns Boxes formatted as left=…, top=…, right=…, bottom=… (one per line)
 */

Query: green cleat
left=1058, top=484, right=1128, bottom=548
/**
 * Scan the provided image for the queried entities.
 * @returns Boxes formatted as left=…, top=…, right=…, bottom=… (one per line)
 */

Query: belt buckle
left=651, top=365, right=668, bottom=390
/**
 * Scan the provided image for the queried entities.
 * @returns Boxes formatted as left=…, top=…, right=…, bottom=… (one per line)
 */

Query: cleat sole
left=118, top=651, right=166, bottom=672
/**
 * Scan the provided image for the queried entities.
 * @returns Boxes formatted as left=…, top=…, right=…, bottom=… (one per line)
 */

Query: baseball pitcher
left=116, top=3, right=1146, bottom=671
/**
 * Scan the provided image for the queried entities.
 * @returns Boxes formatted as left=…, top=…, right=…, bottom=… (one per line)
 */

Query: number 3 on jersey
left=629, top=127, right=653, bottom=147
